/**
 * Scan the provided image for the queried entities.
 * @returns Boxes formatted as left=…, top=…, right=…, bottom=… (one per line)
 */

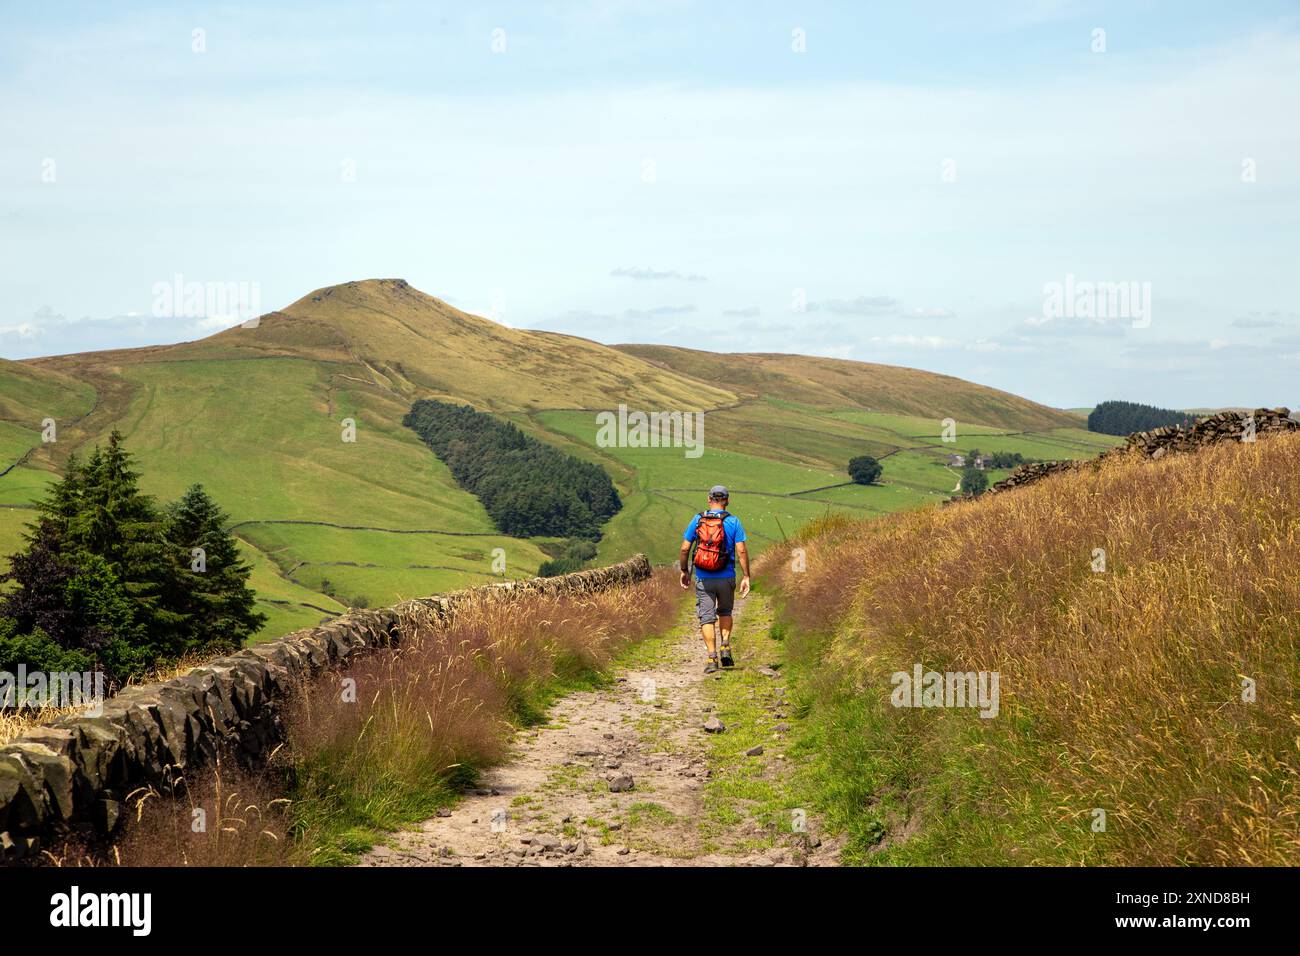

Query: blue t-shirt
left=683, top=510, right=747, bottom=579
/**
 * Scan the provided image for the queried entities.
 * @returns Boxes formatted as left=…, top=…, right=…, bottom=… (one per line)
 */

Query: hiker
left=679, top=485, right=751, bottom=674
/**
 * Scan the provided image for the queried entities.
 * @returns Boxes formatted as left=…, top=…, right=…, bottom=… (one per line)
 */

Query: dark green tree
left=538, top=556, right=586, bottom=577
left=847, top=455, right=883, bottom=485
left=403, top=400, right=621, bottom=539
left=164, top=484, right=266, bottom=655
left=69, top=431, right=186, bottom=660
left=960, top=467, right=988, bottom=497
left=1087, top=400, right=1194, bottom=436
left=1, top=434, right=262, bottom=682
left=986, top=451, right=1025, bottom=469
left=1, top=520, right=146, bottom=683
left=0, top=619, right=94, bottom=676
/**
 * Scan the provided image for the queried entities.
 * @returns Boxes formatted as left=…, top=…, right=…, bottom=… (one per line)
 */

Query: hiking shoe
left=719, top=644, right=734, bottom=668
left=704, top=658, right=719, bottom=674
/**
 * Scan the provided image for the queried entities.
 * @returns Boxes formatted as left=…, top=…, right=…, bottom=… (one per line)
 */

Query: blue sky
left=2, top=1, right=1298, bottom=409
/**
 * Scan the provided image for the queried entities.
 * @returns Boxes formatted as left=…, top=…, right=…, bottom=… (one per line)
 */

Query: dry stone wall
left=983, top=408, right=1296, bottom=497
left=0, top=553, right=652, bottom=861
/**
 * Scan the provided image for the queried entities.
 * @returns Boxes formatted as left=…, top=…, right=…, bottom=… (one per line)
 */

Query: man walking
left=679, top=485, right=751, bottom=674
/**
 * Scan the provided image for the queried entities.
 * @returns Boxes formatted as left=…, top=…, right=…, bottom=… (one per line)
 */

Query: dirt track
left=359, top=593, right=839, bottom=867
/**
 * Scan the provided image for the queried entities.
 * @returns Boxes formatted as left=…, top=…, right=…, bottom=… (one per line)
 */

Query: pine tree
left=1, top=435, right=263, bottom=681
left=33, top=451, right=84, bottom=533
left=68, top=431, right=186, bottom=661
left=0, top=519, right=145, bottom=682
left=164, top=484, right=266, bottom=654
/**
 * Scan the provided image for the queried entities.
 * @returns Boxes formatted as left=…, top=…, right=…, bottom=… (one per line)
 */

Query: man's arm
left=735, top=541, right=752, bottom=597
left=679, top=540, right=693, bottom=588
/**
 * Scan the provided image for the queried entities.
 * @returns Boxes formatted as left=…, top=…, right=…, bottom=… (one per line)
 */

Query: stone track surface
left=359, top=594, right=839, bottom=868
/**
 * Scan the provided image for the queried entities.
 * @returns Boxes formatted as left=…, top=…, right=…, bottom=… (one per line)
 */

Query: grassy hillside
left=181, top=279, right=738, bottom=413
left=532, top=404, right=1113, bottom=564
left=759, top=433, right=1300, bottom=865
left=616, top=345, right=1080, bottom=431
left=0, top=278, right=1112, bottom=642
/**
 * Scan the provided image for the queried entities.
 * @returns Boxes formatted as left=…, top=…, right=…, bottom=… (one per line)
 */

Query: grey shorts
left=694, top=576, right=735, bottom=625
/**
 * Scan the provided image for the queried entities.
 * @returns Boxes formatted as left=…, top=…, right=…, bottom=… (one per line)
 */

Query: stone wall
left=0, top=553, right=652, bottom=861
left=1110, top=406, right=1296, bottom=460
left=983, top=408, right=1296, bottom=497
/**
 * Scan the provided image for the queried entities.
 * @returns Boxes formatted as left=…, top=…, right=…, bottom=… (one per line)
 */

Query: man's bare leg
left=700, top=621, right=717, bottom=657
left=717, top=613, right=734, bottom=665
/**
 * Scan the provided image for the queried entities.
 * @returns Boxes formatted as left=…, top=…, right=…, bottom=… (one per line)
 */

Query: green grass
left=828, top=409, right=1018, bottom=438
left=233, top=520, right=553, bottom=611
left=107, top=359, right=481, bottom=529
left=0, top=289, right=1120, bottom=644
left=0, top=376, right=1118, bottom=639
left=238, top=538, right=347, bottom=640
left=528, top=407, right=1118, bottom=566
left=0, top=359, right=95, bottom=425
left=694, top=594, right=816, bottom=857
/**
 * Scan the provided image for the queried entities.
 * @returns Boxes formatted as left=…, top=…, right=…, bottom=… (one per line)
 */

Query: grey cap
left=709, top=485, right=729, bottom=499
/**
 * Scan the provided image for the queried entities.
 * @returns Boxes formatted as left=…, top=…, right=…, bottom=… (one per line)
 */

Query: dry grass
left=89, top=569, right=680, bottom=866
left=94, top=758, right=302, bottom=867
left=763, top=434, right=1300, bottom=865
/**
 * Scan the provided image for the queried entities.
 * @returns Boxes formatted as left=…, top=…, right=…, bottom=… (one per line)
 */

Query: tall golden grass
left=92, top=570, right=680, bottom=866
left=763, top=434, right=1300, bottom=865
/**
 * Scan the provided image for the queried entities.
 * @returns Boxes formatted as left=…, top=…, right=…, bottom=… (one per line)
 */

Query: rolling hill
left=615, top=345, right=1078, bottom=431
left=0, top=278, right=1118, bottom=641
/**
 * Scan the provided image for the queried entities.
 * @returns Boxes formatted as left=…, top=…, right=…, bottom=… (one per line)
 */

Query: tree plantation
left=403, top=399, right=622, bottom=540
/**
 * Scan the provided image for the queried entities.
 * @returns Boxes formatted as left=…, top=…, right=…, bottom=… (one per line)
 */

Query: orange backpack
left=692, top=511, right=731, bottom=572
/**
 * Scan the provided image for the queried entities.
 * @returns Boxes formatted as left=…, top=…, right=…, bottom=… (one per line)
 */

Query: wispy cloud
left=610, top=267, right=707, bottom=282
left=1231, top=314, right=1293, bottom=329
left=622, top=304, right=696, bottom=320
left=866, top=333, right=963, bottom=349
left=806, top=297, right=953, bottom=320
left=0, top=306, right=244, bottom=359
left=809, top=295, right=901, bottom=316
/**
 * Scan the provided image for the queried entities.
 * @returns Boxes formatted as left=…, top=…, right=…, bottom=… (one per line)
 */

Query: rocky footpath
left=0, top=554, right=651, bottom=862
left=359, top=593, right=838, bottom=868
left=979, top=407, right=1296, bottom=498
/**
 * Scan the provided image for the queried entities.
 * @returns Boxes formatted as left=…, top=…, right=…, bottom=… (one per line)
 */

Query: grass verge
left=759, top=434, right=1300, bottom=866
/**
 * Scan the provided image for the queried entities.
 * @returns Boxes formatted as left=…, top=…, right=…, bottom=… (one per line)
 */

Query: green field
left=0, top=278, right=1120, bottom=643
left=529, top=406, right=1116, bottom=565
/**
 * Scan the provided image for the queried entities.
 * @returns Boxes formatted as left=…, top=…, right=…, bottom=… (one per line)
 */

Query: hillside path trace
left=358, top=593, right=839, bottom=867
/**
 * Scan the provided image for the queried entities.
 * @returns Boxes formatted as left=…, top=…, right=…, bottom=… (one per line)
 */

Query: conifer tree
left=1, top=434, right=263, bottom=681
left=70, top=431, right=186, bottom=659
left=164, top=484, right=266, bottom=653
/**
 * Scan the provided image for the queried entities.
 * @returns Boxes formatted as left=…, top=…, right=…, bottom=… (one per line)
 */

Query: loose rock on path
left=358, top=594, right=839, bottom=867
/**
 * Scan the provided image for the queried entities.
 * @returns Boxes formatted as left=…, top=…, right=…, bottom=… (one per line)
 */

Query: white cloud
left=610, top=267, right=707, bottom=281
left=867, top=334, right=963, bottom=349
left=810, top=296, right=901, bottom=316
